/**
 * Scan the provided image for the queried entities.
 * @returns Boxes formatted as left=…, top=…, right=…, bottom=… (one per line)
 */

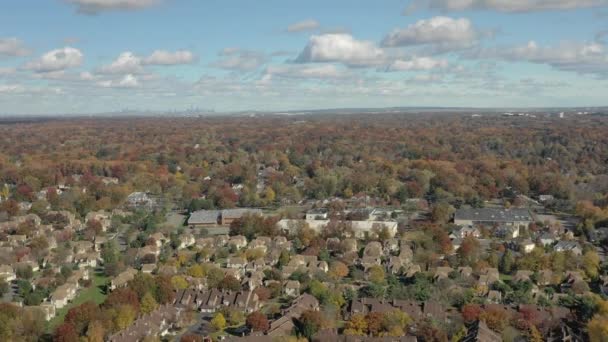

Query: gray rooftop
left=221, top=208, right=262, bottom=219
left=455, top=208, right=532, bottom=223
left=188, top=210, right=220, bottom=225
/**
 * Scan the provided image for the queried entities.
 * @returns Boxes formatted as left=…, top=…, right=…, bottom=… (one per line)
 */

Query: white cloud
left=211, top=48, right=268, bottom=71
left=66, top=0, right=160, bottom=14
left=407, top=0, right=608, bottom=12
left=296, top=33, right=385, bottom=67
left=0, top=84, right=24, bottom=94
left=386, top=57, right=449, bottom=71
left=98, top=74, right=139, bottom=88
left=143, top=50, right=196, bottom=65
left=472, top=40, right=608, bottom=76
left=382, top=17, right=478, bottom=50
left=0, top=38, right=30, bottom=57
left=265, top=64, right=350, bottom=79
left=98, top=52, right=143, bottom=74
left=24, top=47, right=83, bottom=72
left=287, top=19, right=321, bottom=33
left=100, top=50, right=197, bottom=74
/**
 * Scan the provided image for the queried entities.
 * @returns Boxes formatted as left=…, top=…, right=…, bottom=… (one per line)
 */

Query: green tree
left=499, top=249, right=514, bottom=274
left=368, top=265, right=386, bottom=285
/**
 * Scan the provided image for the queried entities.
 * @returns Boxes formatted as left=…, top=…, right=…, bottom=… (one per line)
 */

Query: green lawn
left=499, top=274, right=512, bottom=281
left=47, top=272, right=109, bottom=332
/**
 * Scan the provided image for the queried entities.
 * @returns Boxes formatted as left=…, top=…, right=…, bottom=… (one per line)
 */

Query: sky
left=1, top=0, right=608, bottom=114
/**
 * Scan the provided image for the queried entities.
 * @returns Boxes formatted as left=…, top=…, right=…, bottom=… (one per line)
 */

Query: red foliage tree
left=54, top=322, right=79, bottom=342
left=64, top=301, right=100, bottom=334
left=103, top=288, right=140, bottom=312
left=462, top=304, right=482, bottom=323
left=246, top=311, right=269, bottom=332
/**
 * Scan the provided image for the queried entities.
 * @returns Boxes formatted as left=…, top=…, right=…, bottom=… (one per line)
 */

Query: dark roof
left=461, top=320, right=501, bottom=342
left=455, top=208, right=532, bottom=223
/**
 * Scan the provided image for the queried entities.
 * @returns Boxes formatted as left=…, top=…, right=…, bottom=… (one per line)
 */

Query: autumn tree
left=86, top=320, right=105, bottom=342
left=366, top=312, right=385, bottom=337
left=114, top=304, right=137, bottom=330
left=246, top=311, right=269, bottom=332
left=381, top=310, right=412, bottom=337
left=297, top=310, right=325, bottom=339
left=583, top=250, right=600, bottom=279
left=211, top=312, right=227, bottom=331
left=54, top=322, right=78, bottom=342
left=140, top=292, right=158, bottom=314
left=344, top=313, right=368, bottom=336
left=329, top=261, right=349, bottom=279
left=367, top=265, right=386, bottom=285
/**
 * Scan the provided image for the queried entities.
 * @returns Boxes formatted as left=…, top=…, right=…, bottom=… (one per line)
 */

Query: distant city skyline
left=1, top=0, right=608, bottom=114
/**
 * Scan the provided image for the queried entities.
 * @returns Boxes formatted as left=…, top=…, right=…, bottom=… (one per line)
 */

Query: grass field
left=47, top=272, right=109, bottom=332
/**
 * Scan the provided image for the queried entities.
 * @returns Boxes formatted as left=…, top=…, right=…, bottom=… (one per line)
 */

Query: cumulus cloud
left=98, top=74, right=139, bottom=88
left=382, top=17, right=478, bottom=51
left=211, top=48, right=268, bottom=71
left=265, top=64, right=350, bottom=79
left=287, top=19, right=321, bottom=33
left=98, top=52, right=143, bottom=74
left=24, top=47, right=83, bottom=72
left=143, top=50, right=196, bottom=65
left=296, top=33, right=385, bottom=67
left=0, top=38, right=30, bottom=57
left=472, top=40, right=608, bottom=76
left=99, top=50, right=197, bottom=74
left=386, top=57, right=449, bottom=71
left=66, top=0, right=160, bottom=14
left=407, top=0, right=608, bottom=13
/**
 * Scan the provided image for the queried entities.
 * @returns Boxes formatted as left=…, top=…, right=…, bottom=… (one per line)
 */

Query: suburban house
left=125, top=192, right=158, bottom=210
left=174, top=288, right=261, bottom=313
left=268, top=294, right=320, bottom=336
left=284, top=280, right=301, bottom=297
left=109, top=305, right=182, bottom=342
left=277, top=219, right=398, bottom=239
left=494, top=225, right=520, bottom=239
left=0, top=265, right=16, bottom=281
left=51, top=282, right=78, bottom=309
left=110, top=268, right=138, bottom=291
left=306, top=208, right=329, bottom=220
left=554, top=241, right=582, bottom=255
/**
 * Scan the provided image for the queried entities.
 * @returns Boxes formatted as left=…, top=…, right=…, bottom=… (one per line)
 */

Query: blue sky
left=1, top=0, right=607, bottom=114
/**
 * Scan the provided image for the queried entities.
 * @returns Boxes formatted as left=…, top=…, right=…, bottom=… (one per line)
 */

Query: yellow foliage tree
left=140, top=292, right=158, bottom=314
left=588, top=315, right=608, bottom=342
left=187, top=264, right=205, bottom=278
left=171, top=275, right=189, bottom=290
left=211, top=312, right=227, bottom=331
left=344, top=314, right=368, bottom=336
left=114, top=305, right=136, bottom=330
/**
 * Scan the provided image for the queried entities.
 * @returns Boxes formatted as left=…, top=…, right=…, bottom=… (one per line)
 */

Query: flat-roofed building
left=454, top=208, right=532, bottom=228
